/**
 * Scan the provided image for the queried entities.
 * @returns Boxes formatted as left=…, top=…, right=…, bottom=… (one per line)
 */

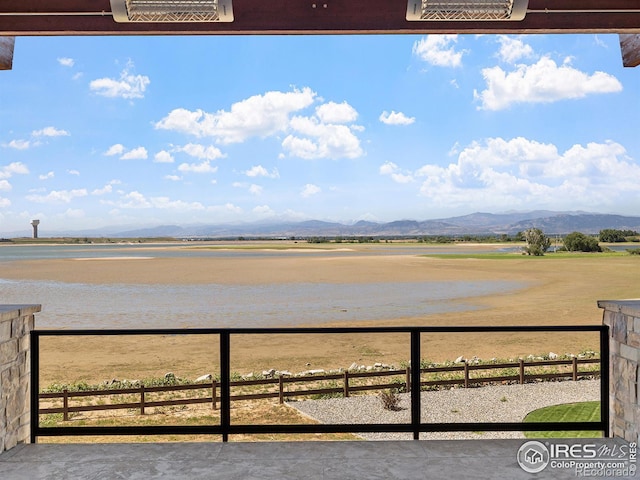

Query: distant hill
left=106, top=211, right=640, bottom=238
left=7, top=211, right=640, bottom=239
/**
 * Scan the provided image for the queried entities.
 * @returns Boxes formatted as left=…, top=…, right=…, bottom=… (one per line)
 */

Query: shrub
left=379, top=390, right=401, bottom=411
left=599, top=229, right=627, bottom=243
left=522, top=228, right=551, bottom=256
left=563, top=232, right=601, bottom=252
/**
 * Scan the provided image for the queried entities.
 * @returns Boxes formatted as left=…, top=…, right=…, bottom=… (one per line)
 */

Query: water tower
left=31, top=219, right=40, bottom=239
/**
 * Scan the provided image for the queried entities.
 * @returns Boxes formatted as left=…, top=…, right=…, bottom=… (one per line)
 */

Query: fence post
left=212, top=380, right=217, bottom=410
left=463, top=361, right=469, bottom=388
left=220, top=331, right=231, bottom=442
left=140, top=385, right=146, bottom=415
left=405, top=366, right=411, bottom=393
left=279, top=375, right=284, bottom=404
left=519, top=359, right=525, bottom=384
left=572, top=357, right=578, bottom=381
left=63, top=389, right=69, bottom=422
left=410, top=330, right=421, bottom=440
left=343, top=371, right=350, bottom=398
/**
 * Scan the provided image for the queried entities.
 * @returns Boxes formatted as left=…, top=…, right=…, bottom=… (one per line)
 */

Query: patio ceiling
left=0, top=0, right=639, bottom=68
left=1, top=0, right=640, bottom=35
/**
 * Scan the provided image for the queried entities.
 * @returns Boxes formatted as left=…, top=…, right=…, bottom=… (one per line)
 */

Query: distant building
left=31, top=219, right=40, bottom=239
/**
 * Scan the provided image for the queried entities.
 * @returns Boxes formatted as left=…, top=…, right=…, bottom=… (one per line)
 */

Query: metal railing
left=30, top=325, right=610, bottom=442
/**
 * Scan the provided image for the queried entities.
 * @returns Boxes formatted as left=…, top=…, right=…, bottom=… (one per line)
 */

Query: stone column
left=0, top=37, right=15, bottom=71
left=598, top=299, right=640, bottom=442
left=0, top=305, right=40, bottom=453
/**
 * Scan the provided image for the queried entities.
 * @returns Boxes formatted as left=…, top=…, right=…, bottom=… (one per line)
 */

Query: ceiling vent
left=406, top=0, right=528, bottom=21
left=110, top=0, right=234, bottom=23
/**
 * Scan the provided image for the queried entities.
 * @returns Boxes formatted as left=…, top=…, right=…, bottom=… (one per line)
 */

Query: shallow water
left=0, top=244, right=528, bottom=329
left=0, top=278, right=525, bottom=329
left=0, top=242, right=520, bottom=261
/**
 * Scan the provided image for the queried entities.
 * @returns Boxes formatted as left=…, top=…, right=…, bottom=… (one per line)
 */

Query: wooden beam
left=620, top=34, right=640, bottom=67
left=0, top=0, right=640, bottom=35
left=0, top=36, right=14, bottom=70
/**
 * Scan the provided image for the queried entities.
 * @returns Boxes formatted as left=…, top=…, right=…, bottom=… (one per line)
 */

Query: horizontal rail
left=31, top=325, right=609, bottom=441
left=34, top=420, right=603, bottom=438
left=33, top=325, right=605, bottom=336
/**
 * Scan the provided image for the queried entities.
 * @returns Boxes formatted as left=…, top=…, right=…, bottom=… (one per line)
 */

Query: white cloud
left=176, top=143, right=224, bottom=160
left=57, top=57, right=75, bottom=67
left=155, top=87, right=317, bottom=143
left=106, top=191, right=151, bottom=208
left=154, top=150, right=175, bottom=163
left=475, top=56, right=623, bottom=110
left=26, top=188, right=88, bottom=203
left=104, top=144, right=125, bottom=156
left=39, top=171, right=55, bottom=180
left=0, top=197, right=10, bottom=207
left=3, top=127, right=69, bottom=151
left=103, top=191, right=202, bottom=211
left=301, top=183, right=321, bottom=198
left=67, top=169, right=80, bottom=176
left=496, top=36, right=534, bottom=64
left=283, top=116, right=363, bottom=160
left=90, top=62, right=150, bottom=100
left=32, top=126, right=70, bottom=137
left=315, top=101, right=358, bottom=123
left=121, top=147, right=148, bottom=160
left=1, top=162, right=29, bottom=179
left=391, top=172, right=415, bottom=184
left=253, top=205, right=274, bottom=215
left=165, top=175, right=182, bottom=181
left=149, top=197, right=205, bottom=211
left=593, top=35, right=607, bottom=49
left=206, top=203, right=243, bottom=214
left=281, top=136, right=318, bottom=159
left=0, top=180, right=11, bottom=191
left=105, top=144, right=148, bottom=160
left=379, top=111, right=415, bottom=126
left=4, top=139, right=30, bottom=150
left=249, top=184, right=263, bottom=195
left=177, top=160, right=218, bottom=174
left=379, top=161, right=414, bottom=183
left=156, top=87, right=364, bottom=160
left=412, top=35, right=464, bottom=68
left=92, top=184, right=113, bottom=195
left=244, top=165, right=280, bottom=178
left=402, top=137, right=640, bottom=212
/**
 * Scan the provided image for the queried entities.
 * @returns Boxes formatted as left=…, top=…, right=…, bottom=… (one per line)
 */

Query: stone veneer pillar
left=599, top=299, right=640, bottom=443
left=0, top=305, right=40, bottom=453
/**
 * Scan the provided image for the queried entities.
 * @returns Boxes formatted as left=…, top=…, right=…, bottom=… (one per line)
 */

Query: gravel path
left=287, top=380, right=601, bottom=440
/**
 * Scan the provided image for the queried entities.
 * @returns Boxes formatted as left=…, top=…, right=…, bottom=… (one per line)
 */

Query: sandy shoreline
left=0, top=253, right=511, bottom=285
left=1, top=246, right=637, bottom=385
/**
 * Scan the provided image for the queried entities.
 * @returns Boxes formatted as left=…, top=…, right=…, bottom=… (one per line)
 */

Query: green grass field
left=524, top=401, right=603, bottom=438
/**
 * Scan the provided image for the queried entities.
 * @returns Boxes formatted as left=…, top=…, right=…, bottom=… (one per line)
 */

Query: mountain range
left=10, top=211, right=640, bottom=238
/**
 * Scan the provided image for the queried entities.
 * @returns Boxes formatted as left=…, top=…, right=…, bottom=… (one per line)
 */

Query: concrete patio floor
left=0, top=439, right=622, bottom=480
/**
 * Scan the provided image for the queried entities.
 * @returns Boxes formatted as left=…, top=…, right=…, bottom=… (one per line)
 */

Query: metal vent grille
left=111, top=0, right=234, bottom=22
left=407, top=0, right=528, bottom=21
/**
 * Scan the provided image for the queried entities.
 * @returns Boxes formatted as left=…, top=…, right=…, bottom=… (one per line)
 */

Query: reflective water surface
left=0, top=244, right=527, bottom=329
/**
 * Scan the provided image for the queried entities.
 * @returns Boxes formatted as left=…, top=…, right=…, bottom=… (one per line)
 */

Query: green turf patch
left=524, top=401, right=603, bottom=438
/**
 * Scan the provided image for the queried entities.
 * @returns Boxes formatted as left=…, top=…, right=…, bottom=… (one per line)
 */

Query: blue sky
left=1, top=34, right=638, bottom=234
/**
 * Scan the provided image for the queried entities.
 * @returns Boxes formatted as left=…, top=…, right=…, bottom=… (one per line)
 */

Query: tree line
left=523, top=228, right=639, bottom=256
